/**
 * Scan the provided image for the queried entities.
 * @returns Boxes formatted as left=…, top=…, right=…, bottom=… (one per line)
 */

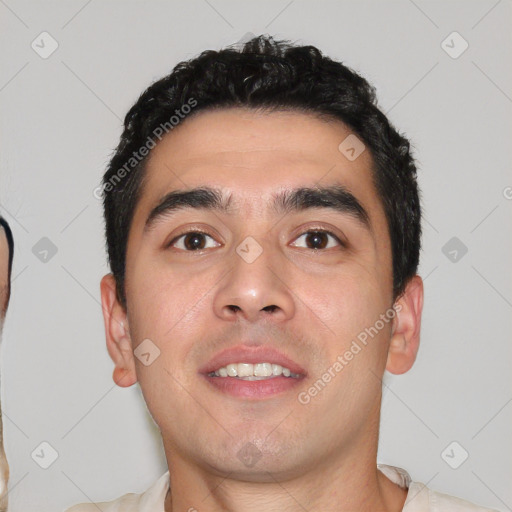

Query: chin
left=197, top=434, right=307, bottom=481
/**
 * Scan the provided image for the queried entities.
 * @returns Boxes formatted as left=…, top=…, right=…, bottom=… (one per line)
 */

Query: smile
left=207, top=362, right=301, bottom=380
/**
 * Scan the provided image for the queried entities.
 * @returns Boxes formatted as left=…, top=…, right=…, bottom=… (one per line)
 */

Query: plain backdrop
left=0, top=1, right=511, bottom=511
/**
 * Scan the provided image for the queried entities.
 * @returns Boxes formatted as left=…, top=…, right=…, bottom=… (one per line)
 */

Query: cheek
left=308, top=270, right=391, bottom=395
left=126, top=262, right=208, bottom=412
left=308, top=269, right=392, bottom=390
left=126, top=253, right=205, bottom=337
left=126, top=255, right=219, bottom=383
left=316, top=262, right=389, bottom=333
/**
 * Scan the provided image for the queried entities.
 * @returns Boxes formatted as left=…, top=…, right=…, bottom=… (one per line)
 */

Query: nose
left=212, top=237, right=296, bottom=324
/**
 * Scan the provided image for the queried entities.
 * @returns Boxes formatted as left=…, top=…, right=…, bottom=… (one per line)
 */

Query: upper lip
left=199, top=345, right=307, bottom=376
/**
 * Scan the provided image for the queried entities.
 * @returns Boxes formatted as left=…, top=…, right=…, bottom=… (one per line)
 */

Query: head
left=100, top=36, right=423, bottom=480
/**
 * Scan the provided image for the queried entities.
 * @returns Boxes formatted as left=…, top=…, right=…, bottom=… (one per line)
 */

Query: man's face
left=105, top=108, right=409, bottom=480
left=0, top=228, right=9, bottom=321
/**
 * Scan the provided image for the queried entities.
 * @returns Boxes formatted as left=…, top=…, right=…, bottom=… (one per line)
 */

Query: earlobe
left=113, top=367, right=135, bottom=387
left=386, top=275, right=424, bottom=375
left=100, top=274, right=138, bottom=387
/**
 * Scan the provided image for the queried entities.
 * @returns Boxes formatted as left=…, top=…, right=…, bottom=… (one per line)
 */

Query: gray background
left=1, top=1, right=511, bottom=511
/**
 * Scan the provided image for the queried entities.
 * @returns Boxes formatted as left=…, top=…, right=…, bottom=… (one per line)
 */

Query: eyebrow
left=145, top=185, right=371, bottom=231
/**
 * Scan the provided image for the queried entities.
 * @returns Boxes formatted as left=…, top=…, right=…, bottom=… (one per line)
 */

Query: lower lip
left=202, top=375, right=304, bottom=399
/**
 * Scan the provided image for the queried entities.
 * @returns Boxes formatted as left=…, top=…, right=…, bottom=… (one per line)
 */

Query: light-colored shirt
left=64, top=464, right=499, bottom=512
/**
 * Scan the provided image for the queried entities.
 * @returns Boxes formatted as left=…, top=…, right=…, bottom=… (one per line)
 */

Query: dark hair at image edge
left=0, top=216, right=14, bottom=310
left=103, top=35, right=422, bottom=308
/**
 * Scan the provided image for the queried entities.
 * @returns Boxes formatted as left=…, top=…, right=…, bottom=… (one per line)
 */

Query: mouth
left=199, top=345, right=307, bottom=399
left=208, top=362, right=301, bottom=380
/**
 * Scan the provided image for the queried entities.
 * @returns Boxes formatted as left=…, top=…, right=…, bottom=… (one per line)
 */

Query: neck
left=162, top=421, right=407, bottom=512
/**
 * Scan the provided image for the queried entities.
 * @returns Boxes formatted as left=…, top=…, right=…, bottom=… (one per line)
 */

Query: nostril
left=262, top=305, right=278, bottom=313
left=228, top=305, right=241, bottom=313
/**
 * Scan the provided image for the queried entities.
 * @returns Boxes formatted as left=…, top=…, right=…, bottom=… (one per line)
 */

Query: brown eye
left=291, top=230, right=342, bottom=250
left=169, top=231, right=219, bottom=251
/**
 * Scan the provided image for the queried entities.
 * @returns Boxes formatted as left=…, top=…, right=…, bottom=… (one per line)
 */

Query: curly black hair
left=102, top=35, right=421, bottom=308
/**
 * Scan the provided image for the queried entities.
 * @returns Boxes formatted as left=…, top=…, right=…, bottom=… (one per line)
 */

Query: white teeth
left=237, top=363, right=253, bottom=377
left=254, top=363, right=273, bottom=377
left=272, top=364, right=282, bottom=376
left=226, top=364, right=237, bottom=377
left=209, top=362, right=299, bottom=379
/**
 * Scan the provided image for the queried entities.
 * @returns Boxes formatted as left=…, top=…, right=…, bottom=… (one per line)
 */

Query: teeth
left=209, top=362, right=299, bottom=379
left=226, top=364, right=237, bottom=377
left=238, top=363, right=253, bottom=377
left=272, top=363, right=282, bottom=376
left=254, top=363, right=273, bottom=377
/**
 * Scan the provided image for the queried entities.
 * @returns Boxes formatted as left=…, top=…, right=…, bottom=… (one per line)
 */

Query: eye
left=168, top=231, right=220, bottom=251
left=291, top=230, right=343, bottom=250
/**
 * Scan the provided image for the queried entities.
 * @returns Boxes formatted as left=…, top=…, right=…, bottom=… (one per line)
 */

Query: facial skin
left=0, top=228, right=9, bottom=317
left=101, top=109, right=423, bottom=512
left=0, top=226, right=10, bottom=512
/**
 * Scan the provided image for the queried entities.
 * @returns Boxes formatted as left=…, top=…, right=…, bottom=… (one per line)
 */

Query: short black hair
left=102, top=35, right=421, bottom=308
left=0, top=216, right=14, bottom=311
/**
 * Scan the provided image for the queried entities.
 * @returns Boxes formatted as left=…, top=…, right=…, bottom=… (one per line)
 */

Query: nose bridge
left=213, top=231, right=295, bottom=322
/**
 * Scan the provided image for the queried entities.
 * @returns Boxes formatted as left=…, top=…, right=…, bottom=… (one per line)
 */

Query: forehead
left=139, top=108, right=383, bottom=220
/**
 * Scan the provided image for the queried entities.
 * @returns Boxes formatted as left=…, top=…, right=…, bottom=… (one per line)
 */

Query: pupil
left=185, top=233, right=205, bottom=250
left=308, top=232, right=327, bottom=249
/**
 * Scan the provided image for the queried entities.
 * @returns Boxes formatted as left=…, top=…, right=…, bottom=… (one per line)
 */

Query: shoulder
left=377, top=465, right=498, bottom=512
left=63, top=471, right=170, bottom=512
left=405, top=481, right=500, bottom=512
left=427, top=486, right=500, bottom=512
left=64, top=492, right=141, bottom=512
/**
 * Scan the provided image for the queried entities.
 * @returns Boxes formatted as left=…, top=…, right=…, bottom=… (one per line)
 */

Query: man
left=0, top=216, right=13, bottom=512
left=67, top=36, right=498, bottom=511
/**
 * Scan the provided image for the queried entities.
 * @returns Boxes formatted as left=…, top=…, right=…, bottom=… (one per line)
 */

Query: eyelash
left=167, top=228, right=345, bottom=251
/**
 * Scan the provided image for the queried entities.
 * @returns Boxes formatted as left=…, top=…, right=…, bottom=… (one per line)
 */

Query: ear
left=100, top=274, right=137, bottom=387
left=386, top=275, right=424, bottom=375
